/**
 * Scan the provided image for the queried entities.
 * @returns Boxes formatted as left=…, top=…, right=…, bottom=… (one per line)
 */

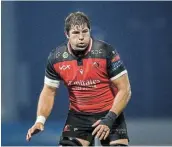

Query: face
left=66, top=23, right=91, bottom=51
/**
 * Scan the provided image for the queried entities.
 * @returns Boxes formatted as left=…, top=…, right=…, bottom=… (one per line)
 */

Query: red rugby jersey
left=44, top=38, right=127, bottom=113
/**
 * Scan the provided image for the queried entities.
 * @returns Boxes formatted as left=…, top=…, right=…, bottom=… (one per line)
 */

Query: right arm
left=26, top=84, right=57, bottom=142
left=37, top=84, right=56, bottom=120
left=36, top=50, right=61, bottom=122
left=26, top=50, right=61, bottom=141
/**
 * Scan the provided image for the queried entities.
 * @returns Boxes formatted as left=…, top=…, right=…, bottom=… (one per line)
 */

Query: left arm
left=110, top=72, right=131, bottom=116
left=92, top=73, right=131, bottom=140
left=92, top=46, right=131, bottom=140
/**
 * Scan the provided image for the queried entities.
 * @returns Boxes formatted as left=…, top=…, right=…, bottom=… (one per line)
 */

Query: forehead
left=70, top=23, right=89, bottom=32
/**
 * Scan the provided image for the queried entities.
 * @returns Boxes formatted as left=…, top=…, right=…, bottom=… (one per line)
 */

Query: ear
left=65, top=32, right=69, bottom=39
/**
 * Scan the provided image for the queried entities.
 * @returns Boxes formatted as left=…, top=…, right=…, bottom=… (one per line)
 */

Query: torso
left=47, top=38, right=120, bottom=113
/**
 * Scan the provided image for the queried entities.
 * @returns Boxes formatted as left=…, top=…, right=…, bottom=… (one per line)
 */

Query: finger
left=26, top=135, right=28, bottom=141
left=103, top=127, right=109, bottom=132
left=103, top=130, right=110, bottom=140
left=28, top=129, right=32, bottom=137
left=27, top=133, right=32, bottom=141
left=26, top=130, right=32, bottom=141
left=28, top=130, right=32, bottom=139
left=96, top=126, right=104, bottom=138
left=92, top=120, right=101, bottom=127
left=26, top=132, right=28, bottom=140
left=40, top=125, right=44, bottom=131
left=92, top=125, right=101, bottom=135
left=99, top=131, right=106, bottom=140
left=26, top=133, right=30, bottom=141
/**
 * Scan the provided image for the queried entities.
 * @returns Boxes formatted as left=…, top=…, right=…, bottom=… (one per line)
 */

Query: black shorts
left=60, top=110, right=129, bottom=145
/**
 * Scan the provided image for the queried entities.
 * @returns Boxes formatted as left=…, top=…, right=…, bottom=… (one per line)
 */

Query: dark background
left=2, top=1, right=172, bottom=145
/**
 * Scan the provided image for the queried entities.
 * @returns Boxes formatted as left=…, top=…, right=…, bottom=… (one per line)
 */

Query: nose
left=79, top=33, right=84, bottom=40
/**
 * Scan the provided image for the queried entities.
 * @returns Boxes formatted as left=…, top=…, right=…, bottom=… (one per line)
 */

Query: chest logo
left=91, top=49, right=102, bottom=55
left=63, top=52, right=69, bottom=58
left=93, top=62, right=99, bottom=68
left=59, top=65, right=70, bottom=70
left=56, top=52, right=61, bottom=58
left=79, top=69, right=84, bottom=74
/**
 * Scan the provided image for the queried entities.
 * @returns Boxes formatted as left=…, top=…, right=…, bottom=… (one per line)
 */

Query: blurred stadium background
left=1, top=1, right=172, bottom=146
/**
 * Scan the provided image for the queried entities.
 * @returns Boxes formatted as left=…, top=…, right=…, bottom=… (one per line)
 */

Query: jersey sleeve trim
left=110, top=70, right=127, bottom=81
left=44, top=76, right=60, bottom=88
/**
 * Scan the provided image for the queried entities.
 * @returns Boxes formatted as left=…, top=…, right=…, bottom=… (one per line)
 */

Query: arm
left=36, top=50, right=60, bottom=123
left=37, top=84, right=57, bottom=120
left=110, top=73, right=131, bottom=116
left=26, top=84, right=57, bottom=141
left=92, top=46, right=131, bottom=140
left=92, top=73, right=131, bottom=140
left=26, top=51, right=60, bottom=141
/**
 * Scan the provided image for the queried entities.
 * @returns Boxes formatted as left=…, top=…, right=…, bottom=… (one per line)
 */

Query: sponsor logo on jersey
left=68, top=79, right=100, bottom=90
left=93, top=62, right=99, bottom=68
left=111, top=60, right=122, bottom=71
left=74, top=128, right=78, bottom=131
left=79, top=69, right=84, bottom=74
left=63, top=52, right=69, bottom=58
left=115, top=128, right=127, bottom=134
left=91, top=49, right=103, bottom=55
left=59, top=65, right=70, bottom=70
left=56, top=52, right=61, bottom=58
left=63, top=124, right=71, bottom=132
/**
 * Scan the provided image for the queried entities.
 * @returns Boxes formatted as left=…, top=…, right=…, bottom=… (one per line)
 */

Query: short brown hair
left=65, top=11, right=91, bottom=34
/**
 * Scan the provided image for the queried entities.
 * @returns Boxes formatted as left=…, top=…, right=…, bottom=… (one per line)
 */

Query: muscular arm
left=37, top=84, right=57, bottom=119
left=92, top=47, right=131, bottom=139
left=26, top=84, right=57, bottom=141
left=110, top=73, right=131, bottom=116
left=26, top=51, right=60, bottom=141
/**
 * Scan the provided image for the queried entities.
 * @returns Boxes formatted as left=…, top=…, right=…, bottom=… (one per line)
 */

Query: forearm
left=37, top=85, right=56, bottom=119
left=110, top=88, right=131, bottom=116
left=37, top=93, right=53, bottom=118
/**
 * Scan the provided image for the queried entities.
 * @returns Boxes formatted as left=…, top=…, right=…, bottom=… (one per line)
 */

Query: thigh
left=60, top=110, right=95, bottom=144
left=76, top=137, right=90, bottom=146
left=110, top=139, right=128, bottom=146
left=59, top=136, right=90, bottom=146
left=101, top=112, right=129, bottom=146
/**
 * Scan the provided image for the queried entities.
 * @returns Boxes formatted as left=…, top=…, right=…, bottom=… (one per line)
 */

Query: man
left=26, top=11, right=131, bottom=146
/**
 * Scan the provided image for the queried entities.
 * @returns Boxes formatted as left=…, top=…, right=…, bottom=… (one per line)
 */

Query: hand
left=26, top=122, right=44, bottom=141
left=92, top=120, right=110, bottom=140
left=92, top=111, right=117, bottom=140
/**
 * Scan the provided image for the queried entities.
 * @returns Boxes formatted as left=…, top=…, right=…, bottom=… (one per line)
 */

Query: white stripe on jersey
left=44, top=76, right=60, bottom=88
left=110, top=70, right=128, bottom=81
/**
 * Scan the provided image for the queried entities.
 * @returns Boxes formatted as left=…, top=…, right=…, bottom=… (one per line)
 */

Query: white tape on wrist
left=35, top=116, right=46, bottom=125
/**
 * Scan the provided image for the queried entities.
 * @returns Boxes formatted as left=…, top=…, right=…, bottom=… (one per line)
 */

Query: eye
left=82, top=29, right=88, bottom=33
left=72, top=31, right=80, bottom=34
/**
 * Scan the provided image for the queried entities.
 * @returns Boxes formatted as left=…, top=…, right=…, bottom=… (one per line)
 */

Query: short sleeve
left=107, top=47, right=127, bottom=81
left=44, top=53, right=61, bottom=88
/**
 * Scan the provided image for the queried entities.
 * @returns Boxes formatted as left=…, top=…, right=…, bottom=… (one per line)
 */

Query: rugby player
left=26, top=11, right=131, bottom=146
